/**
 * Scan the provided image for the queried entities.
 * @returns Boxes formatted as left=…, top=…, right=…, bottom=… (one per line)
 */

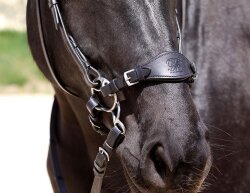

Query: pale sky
left=0, top=0, right=26, bottom=31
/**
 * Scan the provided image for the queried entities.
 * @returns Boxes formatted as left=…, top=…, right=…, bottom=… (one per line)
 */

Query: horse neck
left=185, top=0, right=250, bottom=118
left=185, top=0, right=250, bottom=66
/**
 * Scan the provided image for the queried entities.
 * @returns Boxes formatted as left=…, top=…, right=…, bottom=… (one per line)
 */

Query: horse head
left=27, top=0, right=212, bottom=192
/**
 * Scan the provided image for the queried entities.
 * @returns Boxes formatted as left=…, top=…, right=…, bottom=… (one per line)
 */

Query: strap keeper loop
left=86, top=96, right=100, bottom=117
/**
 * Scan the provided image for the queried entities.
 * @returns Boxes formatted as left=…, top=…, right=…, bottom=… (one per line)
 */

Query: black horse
left=27, top=0, right=211, bottom=192
left=184, top=0, right=250, bottom=193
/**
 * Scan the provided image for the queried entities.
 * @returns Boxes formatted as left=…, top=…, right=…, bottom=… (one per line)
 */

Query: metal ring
left=111, top=103, right=125, bottom=134
left=112, top=103, right=121, bottom=123
left=94, top=94, right=118, bottom=113
left=85, top=66, right=102, bottom=87
left=91, top=79, right=118, bottom=113
left=114, top=120, right=126, bottom=135
left=91, top=77, right=110, bottom=92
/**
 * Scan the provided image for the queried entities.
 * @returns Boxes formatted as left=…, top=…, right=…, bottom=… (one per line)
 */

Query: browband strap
left=101, top=52, right=196, bottom=97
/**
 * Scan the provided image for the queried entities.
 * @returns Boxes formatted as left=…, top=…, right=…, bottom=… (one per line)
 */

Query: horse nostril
left=150, top=145, right=173, bottom=180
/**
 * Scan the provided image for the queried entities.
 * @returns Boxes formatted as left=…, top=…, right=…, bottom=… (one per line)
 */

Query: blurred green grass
left=0, top=30, right=45, bottom=86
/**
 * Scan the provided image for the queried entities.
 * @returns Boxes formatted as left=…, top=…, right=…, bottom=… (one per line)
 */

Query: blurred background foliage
left=0, top=0, right=52, bottom=94
left=0, top=30, right=43, bottom=86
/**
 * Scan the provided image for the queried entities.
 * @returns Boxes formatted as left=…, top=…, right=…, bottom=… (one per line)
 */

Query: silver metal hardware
left=90, top=77, right=118, bottom=112
left=90, top=92, right=118, bottom=113
left=85, top=66, right=101, bottom=87
left=114, top=120, right=126, bottom=135
left=111, top=103, right=125, bottom=134
left=111, top=103, right=120, bottom=120
left=89, top=117, right=101, bottom=129
left=95, top=94, right=118, bottom=113
left=124, top=69, right=139, bottom=86
left=192, top=73, right=199, bottom=80
left=91, top=77, right=110, bottom=92
left=191, top=62, right=198, bottom=80
left=99, top=147, right=110, bottom=162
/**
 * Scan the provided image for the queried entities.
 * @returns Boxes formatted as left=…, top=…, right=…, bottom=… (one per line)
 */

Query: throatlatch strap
left=36, top=0, right=78, bottom=97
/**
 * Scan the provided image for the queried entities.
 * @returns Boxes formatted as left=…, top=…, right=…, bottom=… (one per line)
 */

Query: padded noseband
left=101, top=52, right=196, bottom=97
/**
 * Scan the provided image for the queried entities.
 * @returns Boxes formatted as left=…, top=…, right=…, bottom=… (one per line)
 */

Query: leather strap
left=86, top=96, right=110, bottom=135
left=101, top=52, right=196, bottom=97
left=91, top=126, right=124, bottom=193
left=36, top=0, right=78, bottom=97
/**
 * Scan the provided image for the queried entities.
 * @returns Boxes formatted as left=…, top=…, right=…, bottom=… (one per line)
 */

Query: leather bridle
left=35, top=0, right=195, bottom=193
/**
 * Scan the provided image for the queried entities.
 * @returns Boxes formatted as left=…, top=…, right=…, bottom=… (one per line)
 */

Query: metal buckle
left=99, top=147, right=110, bottom=162
left=191, top=62, right=198, bottom=80
left=124, top=69, right=139, bottom=86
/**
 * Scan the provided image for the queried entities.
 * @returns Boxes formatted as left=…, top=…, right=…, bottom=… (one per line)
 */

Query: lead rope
left=36, top=0, right=193, bottom=193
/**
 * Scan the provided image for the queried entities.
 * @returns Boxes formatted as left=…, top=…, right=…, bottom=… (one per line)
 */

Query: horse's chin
left=122, top=161, right=212, bottom=193
left=123, top=168, right=205, bottom=193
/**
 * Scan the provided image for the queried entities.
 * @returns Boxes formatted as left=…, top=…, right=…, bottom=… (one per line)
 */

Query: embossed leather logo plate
left=167, top=58, right=186, bottom=73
